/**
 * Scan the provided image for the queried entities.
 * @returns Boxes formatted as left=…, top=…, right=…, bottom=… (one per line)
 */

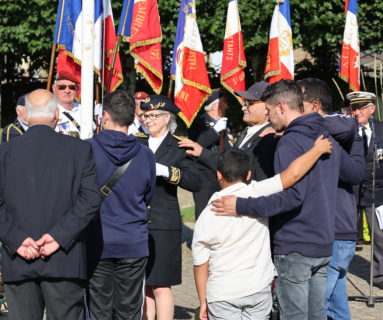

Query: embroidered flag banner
left=339, top=0, right=360, bottom=91
left=118, top=0, right=163, bottom=94
left=53, top=0, right=123, bottom=92
left=221, top=0, right=246, bottom=103
left=170, top=0, right=211, bottom=127
left=264, top=0, right=294, bottom=83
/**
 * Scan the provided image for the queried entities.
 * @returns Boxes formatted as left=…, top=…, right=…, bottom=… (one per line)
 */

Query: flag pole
left=167, top=77, right=174, bottom=98
left=81, top=0, right=95, bottom=139
left=332, top=77, right=344, bottom=101
left=49, top=0, right=66, bottom=90
left=47, top=44, right=57, bottom=91
left=106, top=36, right=121, bottom=92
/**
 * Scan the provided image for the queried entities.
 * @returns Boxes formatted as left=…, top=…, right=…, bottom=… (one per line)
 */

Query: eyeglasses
left=55, top=84, right=78, bottom=91
left=140, top=113, right=167, bottom=121
left=244, top=100, right=263, bottom=107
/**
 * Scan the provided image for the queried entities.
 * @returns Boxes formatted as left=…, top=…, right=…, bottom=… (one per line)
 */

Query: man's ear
left=54, top=108, right=60, bottom=120
left=103, top=110, right=110, bottom=124
left=370, top=104, right=377, bottom=115
left=277, top=102, right=286, bottom=115
left=15, top=106, right=22, bottom=118
left=312, top=100, right=321, bottom=113
left=216, top=171, right=223, bottom=181
left=246, top=171, right=251, bottom=181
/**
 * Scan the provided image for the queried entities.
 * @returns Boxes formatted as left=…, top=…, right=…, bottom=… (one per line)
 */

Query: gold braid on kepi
left=169, top=167, right=181, bottom=185
left=346, top=91, right=376, bottom=108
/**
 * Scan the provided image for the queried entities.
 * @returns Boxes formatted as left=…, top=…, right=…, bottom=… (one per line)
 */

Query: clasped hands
left=16, top=234, right=60, bottom=260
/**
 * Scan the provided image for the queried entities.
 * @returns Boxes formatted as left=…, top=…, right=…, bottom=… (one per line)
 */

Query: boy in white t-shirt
left=192, top=136, right=332, bottom=320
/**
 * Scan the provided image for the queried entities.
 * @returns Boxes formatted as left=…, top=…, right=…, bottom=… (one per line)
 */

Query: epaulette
left=172, top=134, right=183, bottom=140
left=134, top=132, right=149, bottom=138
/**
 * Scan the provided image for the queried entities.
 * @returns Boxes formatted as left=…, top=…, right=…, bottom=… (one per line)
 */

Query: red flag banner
left=128, top=0, right=163, bottom=94
left=220, top=0, right=246, bottom=103
left=172, top=0, right=211, bottom=127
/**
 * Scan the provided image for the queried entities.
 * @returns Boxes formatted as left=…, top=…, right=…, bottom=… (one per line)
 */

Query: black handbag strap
left=99, top=158, right=133, bottom=200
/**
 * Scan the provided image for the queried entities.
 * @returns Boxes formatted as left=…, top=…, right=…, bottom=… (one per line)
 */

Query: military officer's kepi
left=140, top=95, right=181, bottom=115
left=346, top=91, right=376, bottom=108
left=203, top=88, right=225, bottom=109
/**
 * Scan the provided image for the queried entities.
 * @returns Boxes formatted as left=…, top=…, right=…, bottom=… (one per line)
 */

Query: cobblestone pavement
left=174, top=222, right=383, bottom=320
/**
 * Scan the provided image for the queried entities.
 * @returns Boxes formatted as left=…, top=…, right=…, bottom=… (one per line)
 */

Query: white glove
left=156, top=163, right=169, bottom=178
left=213, top=117, right=228, bottom=133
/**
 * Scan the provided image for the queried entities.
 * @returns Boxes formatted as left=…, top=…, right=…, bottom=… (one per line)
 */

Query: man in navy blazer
left=0, top=89, right=100, bottom=320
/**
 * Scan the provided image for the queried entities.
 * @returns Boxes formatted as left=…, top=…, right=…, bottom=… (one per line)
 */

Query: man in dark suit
left=350, top=91, right=383, bottom=288
left=186, top=89, right=232, bottom=219
left=0, top=89, right=100, bottom=320
left=179, top=82, right=278, bottom=188
left=1, top=94, right=28, bottom=143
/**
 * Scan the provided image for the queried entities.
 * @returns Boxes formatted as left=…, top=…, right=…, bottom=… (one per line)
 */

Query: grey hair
left=25, top=94, right=58, bottom=121
left=204, top=100, right=217, bottom=112
left=164, top=112, right=178, bottom=134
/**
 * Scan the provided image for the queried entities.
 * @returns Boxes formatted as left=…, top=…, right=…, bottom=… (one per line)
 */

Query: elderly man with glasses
left=350, top=91, right=383, bottom=289
left=179, top=82, right=278, bottom=195
left=52, top=71, right=82, bottom=135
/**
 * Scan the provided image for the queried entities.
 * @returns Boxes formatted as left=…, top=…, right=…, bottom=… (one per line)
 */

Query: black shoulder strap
left=63, top=111, right=81, bottom=131
left=99, top=158, right=133, bottom=200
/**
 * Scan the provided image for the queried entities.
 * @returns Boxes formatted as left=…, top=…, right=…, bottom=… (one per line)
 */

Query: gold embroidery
left=169, top=166, right=181, bottom=185
left=134, top=132, right=149, bottom=138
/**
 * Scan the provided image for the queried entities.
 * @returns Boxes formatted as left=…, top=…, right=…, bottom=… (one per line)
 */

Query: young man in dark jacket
left=212, top=80, right=346, bottom=320
left=298, top=78, right=365, bottom=319
left=87, top=90, right=156, bottom=320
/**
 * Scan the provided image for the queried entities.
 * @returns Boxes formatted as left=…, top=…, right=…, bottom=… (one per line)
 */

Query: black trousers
left=363, top=206, right=383, bottom=283
left=5, top=278, right=85, bottom=320
left=88, top=257, right=147, bottom=320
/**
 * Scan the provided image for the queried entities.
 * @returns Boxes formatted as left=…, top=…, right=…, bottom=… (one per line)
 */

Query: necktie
left=362, top=126, right=368, bottom=156
left=237, top=127, right=248, bottom=148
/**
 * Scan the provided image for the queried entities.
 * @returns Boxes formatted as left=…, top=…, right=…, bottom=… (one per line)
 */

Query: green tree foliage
left=0, top=0, right=382, bottom=112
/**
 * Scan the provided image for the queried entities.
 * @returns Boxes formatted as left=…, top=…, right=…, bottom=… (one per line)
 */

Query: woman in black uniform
left=137, top=95, right=201, bottom=320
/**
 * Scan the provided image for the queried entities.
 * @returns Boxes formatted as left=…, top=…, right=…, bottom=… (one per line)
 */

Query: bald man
left=0, top=89, right=100, bottom=320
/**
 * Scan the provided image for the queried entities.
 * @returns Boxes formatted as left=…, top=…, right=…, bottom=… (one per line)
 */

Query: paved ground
left=174, top=222, right=383, bottom=320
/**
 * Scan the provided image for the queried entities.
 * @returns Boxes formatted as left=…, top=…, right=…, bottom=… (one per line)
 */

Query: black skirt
left=146, top=229, right=182, bottom=287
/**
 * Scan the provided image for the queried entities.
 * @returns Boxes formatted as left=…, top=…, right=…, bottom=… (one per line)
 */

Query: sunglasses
left=56, top=84, right=78, bottom=91
left=244, top=100, right=263, bottom=107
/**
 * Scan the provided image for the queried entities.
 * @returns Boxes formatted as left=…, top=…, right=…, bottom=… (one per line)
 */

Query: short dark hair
left=217, top=150, right=249, bottom=183
left=103, top=90, right=135, bottom=127
left=261, top=79, right=304, bottom=113
left=297, top=78, right=332, bottom=113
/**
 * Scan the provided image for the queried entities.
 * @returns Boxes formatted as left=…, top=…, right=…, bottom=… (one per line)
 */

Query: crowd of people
left=0, top=72, right=381, bottom=320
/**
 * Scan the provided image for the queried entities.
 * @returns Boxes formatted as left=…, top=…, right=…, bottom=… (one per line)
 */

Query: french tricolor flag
left=171, top=0, right=211, bottom=127
left=221, top=0, right=246, bottom=102
left=339, top=0, right=360, bottom=91
left=53, top=0, right=123, bottom=92
left=264, top=0, right=294, bottom=83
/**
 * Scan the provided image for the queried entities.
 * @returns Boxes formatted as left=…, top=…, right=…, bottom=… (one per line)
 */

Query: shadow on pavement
left=348, top=254, right=370, bottom=283
left=175, top=305, right=195, bottom=319
left=181, top=223, right=194, bottom=249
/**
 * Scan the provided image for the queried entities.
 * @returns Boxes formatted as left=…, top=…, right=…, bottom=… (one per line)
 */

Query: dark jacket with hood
left=323, top=114, right=365, bottom=241
left=87, top=130, right=156, bottom=260
left=236, top=112, right=342, bottom=257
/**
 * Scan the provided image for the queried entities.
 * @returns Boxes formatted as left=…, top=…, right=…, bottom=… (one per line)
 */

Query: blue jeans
left=274, top=253, right=331, bottom=320
left=325, top=240, right=355, bottom=320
